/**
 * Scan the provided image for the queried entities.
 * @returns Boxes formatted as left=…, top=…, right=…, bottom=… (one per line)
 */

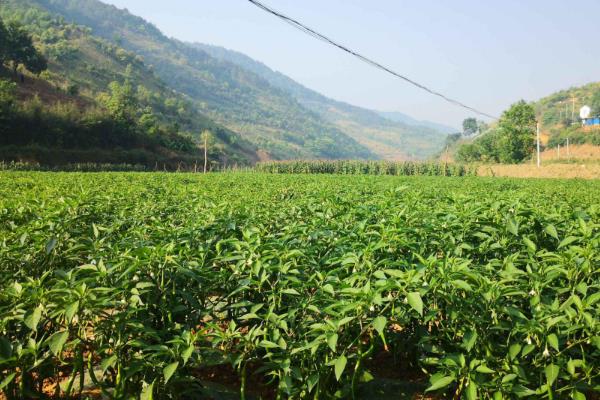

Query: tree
left=591, top=91, right=600, bottom=117
left=2, top=20, right=48, bottom=75
left=477, top=120, right=488, bottom=134
left=0, top=19, right=8, bottom=66
left=0, top=79, right=16, bottom=117
left=102, top=79, right=137, bottom=126
left=496, top=100, right=536, bottom=163
left=462, top=118, right=478, bottom=136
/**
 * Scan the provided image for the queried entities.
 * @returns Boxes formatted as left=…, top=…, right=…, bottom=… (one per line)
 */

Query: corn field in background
left=255, top=160, right=476, bottom=176
left=0, top=172, right=598, bottom=399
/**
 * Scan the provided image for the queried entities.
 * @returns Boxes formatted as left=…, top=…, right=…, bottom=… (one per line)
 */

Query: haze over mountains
left=3, top=0, right=456, bottom=162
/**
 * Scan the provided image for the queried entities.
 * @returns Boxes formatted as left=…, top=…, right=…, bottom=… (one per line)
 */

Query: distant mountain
left=0, top=2, right=258, bottom=166
left=193, top=43, right=448, bottom=160
left=377, top=111, right=458, bottom=135
left=25, top=0, right=374, bottom=161
left=4, top=0, right=451, bottom=162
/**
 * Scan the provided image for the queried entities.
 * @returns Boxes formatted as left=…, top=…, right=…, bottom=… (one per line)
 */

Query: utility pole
left=566, top=138, right=570, bottom=158
left=536, top=122, right=541, bottom=168
left=203, top=134, right=208, bottom=174
left=557, top=144, right=560, bottom=159
left=571, top=97, right=575, bottom=122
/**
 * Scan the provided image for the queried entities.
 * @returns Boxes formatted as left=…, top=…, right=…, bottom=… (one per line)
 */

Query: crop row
left=0, top=172, right=598, bottom=399
left=254, top=160, right=476, bottom=176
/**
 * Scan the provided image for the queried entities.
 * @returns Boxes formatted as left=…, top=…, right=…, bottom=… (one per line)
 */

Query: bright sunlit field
left=0, top=172, right=598, bottom=399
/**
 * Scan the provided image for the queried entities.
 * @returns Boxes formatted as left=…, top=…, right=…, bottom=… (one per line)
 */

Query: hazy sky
left=103, top=0, right=599, bottom=128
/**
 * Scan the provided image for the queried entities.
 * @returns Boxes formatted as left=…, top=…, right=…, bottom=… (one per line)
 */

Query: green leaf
left=572, top=390, right=586, bottom=400
left=282, top=288, right=300, bottom=295
left=372, top=316, right=386, bottom=336
left=521, top=344, right=535, bottom=357
left=327, top=333, right=338, bottom=352
left=558, top=236, right=578, bottom=249
left=407, top=292, right=423, bottom=316
left=140, top=380, right=155, bottom=400
left=258, top=340, right=279, bottom=349
left=426, top=374, right=455, bottom=392
left=547, top=334, right=559, bottom=352
left=523, top=237, right=537, bottom=252
left=47, top=330, right=69, bottom=356
left=452, top=279, right=473, bottom=292
left=65, top=301, right=79, bottom=323
left=334, top=355, right=347, bottom=381
left=0, top=372, right=17, bottom=390
left=307, top=374, right=319, bottom=392
left=101, top=355, right=117, bottom=373
left=545, top=364, right=559, bottom=387
left=24, top=306, right=42, bottom=331
left=506, top=216, right=519, bottom=236
left=163, top=361, right=178, bottom=384
left=509, top=344, right=521, bottom=360
left=462, top=330, right=478, bottom=352
left=476, top=365, right=494, bottom=374
left=465, top=381, right=478, bottom=400
left=45, top=236, right=58, bottom=254
left=322, top=284, right=335, bottom=295
left=544, top=225, right=559, bottom=240
left=181, top=344, right=194, bottom=365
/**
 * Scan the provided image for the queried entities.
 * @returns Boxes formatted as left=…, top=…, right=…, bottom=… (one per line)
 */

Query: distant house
left=580, top=106, right=600, bottom=131
left=582, top=117, right=600, bottom=131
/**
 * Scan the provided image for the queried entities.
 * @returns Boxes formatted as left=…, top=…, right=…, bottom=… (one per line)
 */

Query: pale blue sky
left=103, top=0, right=599, bottom=128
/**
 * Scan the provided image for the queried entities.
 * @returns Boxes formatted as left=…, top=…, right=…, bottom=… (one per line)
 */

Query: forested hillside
left=26, top=0, right=374, bottom=160
left=194, top=43, right=449, bottom=160
left=0, top=4, right=259, bottom=167
left=535, top=81, right=600, bottom=147
left=376, top=111, right=457, bottom=134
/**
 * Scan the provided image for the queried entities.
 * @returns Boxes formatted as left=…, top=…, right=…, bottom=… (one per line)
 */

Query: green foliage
left=591, top=91, right=600, bottom=117
left=547, top=126, right=600, bottom=148
left=101, top=77, right=137, bottom=127
left=255, top=160, right=475, bottom=176
left=0, top=5, right=258, bottom=166
left=0, top=79, right=16, bottom=119
left=457, top=102, right=536, bottom=164
left=0, top=173, right=598, bottom=399
left=496, top=100, right=536, bottom=163
left=196, top=43, right=449, bottom=160
left=462, top=118, right=479, bottom=136
left=3, top=0, right=377, bottom=160
left=0, top=17, right=47, bottom=74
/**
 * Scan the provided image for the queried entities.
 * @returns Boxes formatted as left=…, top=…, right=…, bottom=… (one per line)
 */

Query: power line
left=248, top=0, right=498, bottom=120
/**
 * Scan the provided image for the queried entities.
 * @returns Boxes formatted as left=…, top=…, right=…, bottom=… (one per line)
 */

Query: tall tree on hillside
left=103, top=79, right=137, bottom=126
left=591, top=91, right=600, bottom=117
left=462, top=118, right=478, bottom=136
left=0, top=20, right=8, bottom=66
left=496, top=100, right=536, bottom=163
left=1, top=19, right=47, bottom=75
left=0, top=79, right=16, bottom=117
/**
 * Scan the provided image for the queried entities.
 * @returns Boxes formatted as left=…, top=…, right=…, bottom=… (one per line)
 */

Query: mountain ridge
left=30, top=0, right=375, bottom=160
left=193, top=42, right=449, bottom=160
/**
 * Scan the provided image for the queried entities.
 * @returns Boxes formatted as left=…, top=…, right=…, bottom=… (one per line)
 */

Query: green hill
left=27, top=0, right=374, bottom=161
left=0, top=3, right=259, bottom=167
left=535, top=81, right=600, bottom=147
left=194, top=43, right=449, bottom=160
